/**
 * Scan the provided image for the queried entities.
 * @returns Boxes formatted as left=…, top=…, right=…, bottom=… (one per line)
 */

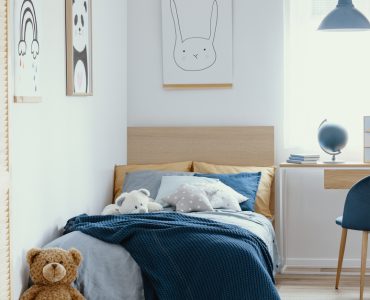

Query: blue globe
left=318, top=120, right=348, bottom=159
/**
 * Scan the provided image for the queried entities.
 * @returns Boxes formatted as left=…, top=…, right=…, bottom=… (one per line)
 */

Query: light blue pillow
left=155, top=176, right=220, bottom=207
left=194, top=172, right=261, bottom=212
left=122, top=170, right=193, bottom=199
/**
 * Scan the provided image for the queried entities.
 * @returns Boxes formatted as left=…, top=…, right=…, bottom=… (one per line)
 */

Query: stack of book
left=287, top=154, right=320, bottom=164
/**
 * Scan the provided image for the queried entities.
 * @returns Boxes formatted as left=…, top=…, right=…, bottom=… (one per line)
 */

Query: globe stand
left=321, top=148, right=345, bottom=164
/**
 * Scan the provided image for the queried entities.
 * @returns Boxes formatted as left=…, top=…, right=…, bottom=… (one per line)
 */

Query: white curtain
left=285, top=0, right=370, bottom=160
left=0, top=0, right=10, bottom=298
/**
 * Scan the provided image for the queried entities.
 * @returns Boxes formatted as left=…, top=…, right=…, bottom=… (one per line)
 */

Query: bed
left=46, top=127, right=280, bottom=300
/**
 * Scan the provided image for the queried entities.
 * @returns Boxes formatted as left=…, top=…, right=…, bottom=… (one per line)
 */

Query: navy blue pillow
left=194, top=172, right=261, bottom=212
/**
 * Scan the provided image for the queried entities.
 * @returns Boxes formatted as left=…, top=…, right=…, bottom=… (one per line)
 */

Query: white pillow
left=155, top=176, right=219, bottom=207
left=192, top=181, right=244, bottom=211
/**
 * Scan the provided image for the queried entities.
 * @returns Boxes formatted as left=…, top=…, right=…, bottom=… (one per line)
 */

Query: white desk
left=278, top=162, right=370, bottom=274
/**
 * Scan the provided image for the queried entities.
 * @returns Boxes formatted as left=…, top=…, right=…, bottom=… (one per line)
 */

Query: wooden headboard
left=127, top=126, right=275, bottom=217
left=128, top=127, right=275, bottom=166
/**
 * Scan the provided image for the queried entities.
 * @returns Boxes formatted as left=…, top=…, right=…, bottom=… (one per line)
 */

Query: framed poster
left=162, top=0, right=233, bottom=88
left=66, top=0, right=93, bottom=96
left=14, top=0, right=42, bottom=103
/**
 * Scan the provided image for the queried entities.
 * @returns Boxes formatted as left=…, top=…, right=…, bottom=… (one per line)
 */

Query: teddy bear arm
left=147, top=201, right=163, bottom=212
left=68, top=286, right=85, bottom=300
left=101, top=204, right=119, bottom=215
left=20, top=285, right=43, bottom=300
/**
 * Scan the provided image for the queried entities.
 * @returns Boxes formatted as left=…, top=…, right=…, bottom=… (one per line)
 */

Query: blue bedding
left=64, top=213, right=280, bottom=300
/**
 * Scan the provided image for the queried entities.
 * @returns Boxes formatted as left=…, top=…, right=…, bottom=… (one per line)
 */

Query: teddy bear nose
left=52, top=263, right=58, bottom=269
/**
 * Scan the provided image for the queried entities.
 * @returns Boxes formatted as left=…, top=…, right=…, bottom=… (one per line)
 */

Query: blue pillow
left=194, top=172, right=261, bottom=212
left=123, top=171, right=194, bottom=199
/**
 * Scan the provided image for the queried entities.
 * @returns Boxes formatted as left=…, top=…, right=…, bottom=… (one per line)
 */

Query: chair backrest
left=342, top=176, right=370, bottom=231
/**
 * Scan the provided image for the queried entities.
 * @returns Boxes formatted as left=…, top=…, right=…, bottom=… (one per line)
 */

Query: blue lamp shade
left=318, top=0, right=370, bottom=31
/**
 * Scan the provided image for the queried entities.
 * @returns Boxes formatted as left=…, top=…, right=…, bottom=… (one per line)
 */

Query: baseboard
left=286, top=258, right=370, bottom=268
left=276, top=273, right=370, bottom=288
left=281, top=258, right=370, bottom=275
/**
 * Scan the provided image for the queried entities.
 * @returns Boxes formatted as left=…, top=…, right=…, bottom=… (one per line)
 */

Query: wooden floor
left=277, top=275, right=370, bottom=300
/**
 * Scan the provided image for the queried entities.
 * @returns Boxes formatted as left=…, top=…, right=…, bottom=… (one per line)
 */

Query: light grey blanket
left=46, top=210, right=280, bottom=300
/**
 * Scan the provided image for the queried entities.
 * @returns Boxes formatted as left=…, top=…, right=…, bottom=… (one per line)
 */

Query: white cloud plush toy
left=102, top=189, right=163, bottom=215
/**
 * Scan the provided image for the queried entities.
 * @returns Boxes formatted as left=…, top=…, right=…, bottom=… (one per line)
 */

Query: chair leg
left=360, top=231, right=368, bottom=300
left=336, top=228, right=348, bottom=289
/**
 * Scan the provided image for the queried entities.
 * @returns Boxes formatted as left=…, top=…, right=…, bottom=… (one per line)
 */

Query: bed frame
left=127, top=126, right=276, bottom=215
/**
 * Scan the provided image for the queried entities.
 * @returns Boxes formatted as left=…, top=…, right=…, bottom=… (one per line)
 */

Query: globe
left=318, top=120, right=348, bottom=163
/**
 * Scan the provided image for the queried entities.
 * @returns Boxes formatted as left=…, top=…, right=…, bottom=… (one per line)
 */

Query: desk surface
left=280, top=162, right=370, bottom=168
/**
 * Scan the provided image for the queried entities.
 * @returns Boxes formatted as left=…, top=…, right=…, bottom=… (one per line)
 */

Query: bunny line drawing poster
left=14, top=0, right=42, bottom=102
left=162, top=0, right=233, bottom=87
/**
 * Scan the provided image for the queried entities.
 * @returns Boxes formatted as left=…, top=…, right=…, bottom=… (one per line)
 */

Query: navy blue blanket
left=64, top=213, right=280, bottom=300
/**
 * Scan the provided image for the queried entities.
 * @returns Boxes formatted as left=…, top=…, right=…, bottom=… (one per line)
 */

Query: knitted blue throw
left=64, top=213, right=280, bottom=300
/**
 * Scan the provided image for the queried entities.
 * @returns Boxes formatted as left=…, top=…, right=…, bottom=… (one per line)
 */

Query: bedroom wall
left=10, top=0, right=127, bottom=298
left=127, top=0, right=284, bottom=134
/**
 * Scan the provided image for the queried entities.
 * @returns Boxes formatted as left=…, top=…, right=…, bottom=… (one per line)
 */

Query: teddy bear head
left=27, top=248, right=82, bottom=286
left=116, top=189, right=152, bottom=214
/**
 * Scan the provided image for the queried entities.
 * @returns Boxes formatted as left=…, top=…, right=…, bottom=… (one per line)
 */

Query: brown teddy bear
left=20, top=248, right=85, bottom=300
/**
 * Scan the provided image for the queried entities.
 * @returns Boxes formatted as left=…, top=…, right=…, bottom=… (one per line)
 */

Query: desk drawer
left=324, top=170, right=370, bottom=189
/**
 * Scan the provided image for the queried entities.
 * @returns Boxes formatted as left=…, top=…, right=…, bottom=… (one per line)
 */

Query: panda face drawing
left=72, top=0, right=89, bottom=94
left=73, top=0, right=88, bottom=52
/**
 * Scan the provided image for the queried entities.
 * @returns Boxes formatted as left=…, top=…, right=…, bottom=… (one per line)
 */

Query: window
left=0, top=0, right=10, bottom=297
left=285, top=0, right=370, bottom=159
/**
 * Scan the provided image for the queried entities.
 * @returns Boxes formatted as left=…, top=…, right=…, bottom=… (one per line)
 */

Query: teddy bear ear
left=69, top=248, right=83, bottom=266
left=138, top=189, right=150, bottom=197
left=115, top=192, right=128, bottom=206
left=26, top=248, right=42, bottom=265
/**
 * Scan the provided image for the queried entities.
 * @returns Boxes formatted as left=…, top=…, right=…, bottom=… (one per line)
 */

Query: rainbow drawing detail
left=17, top=0, right=39, bottom=59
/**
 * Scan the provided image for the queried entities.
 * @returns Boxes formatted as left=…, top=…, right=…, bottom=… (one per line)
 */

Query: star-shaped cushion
left=164, top=184, right=214, bottom=213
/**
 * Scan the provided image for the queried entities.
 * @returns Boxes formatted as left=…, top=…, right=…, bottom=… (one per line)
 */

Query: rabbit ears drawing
left=170, top=0, right=218, bottom=71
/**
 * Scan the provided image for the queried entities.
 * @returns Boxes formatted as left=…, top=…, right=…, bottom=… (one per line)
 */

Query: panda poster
left=14, top=0, right=42, bottom=102
left=66, top=0, right=93, bottom=96
left=161, top=0, right=233, bottom=88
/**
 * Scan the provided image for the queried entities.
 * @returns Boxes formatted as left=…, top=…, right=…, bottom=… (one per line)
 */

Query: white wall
left=127, top=0, right=284, bottom=131
left=10, top=0, right=127, bottom=298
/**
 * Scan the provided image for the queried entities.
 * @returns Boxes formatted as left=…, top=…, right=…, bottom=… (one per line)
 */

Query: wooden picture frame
left=161, top=0, right=233, bottom=88
left=66, top=0, right=93, bottom=96
left=14, top=0, right=42, bottom=103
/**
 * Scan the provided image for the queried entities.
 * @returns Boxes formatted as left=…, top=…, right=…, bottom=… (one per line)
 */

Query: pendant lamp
left=318, top=0, right=370, bottom=31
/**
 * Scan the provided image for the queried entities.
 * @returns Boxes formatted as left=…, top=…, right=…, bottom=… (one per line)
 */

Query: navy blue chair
left=335, top=176, right=370, bottom=300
